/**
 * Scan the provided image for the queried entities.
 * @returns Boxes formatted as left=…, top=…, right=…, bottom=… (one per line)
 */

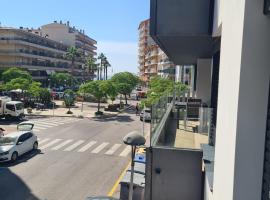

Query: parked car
left=0, top=122, right=38, bottom=162
left=140, top=109, right=151, bottom=121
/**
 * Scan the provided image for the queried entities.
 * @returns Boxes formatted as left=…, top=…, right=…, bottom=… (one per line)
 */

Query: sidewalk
left=25, top=100, right=131, bottom=118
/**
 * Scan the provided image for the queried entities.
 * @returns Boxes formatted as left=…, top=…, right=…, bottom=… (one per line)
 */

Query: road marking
left=38, top=138, right=50, bottom=145
left=91, top=142, right=109, bottom=154
left=40, top=139, right=62, bottom=150
left=105, top=144, right=121, bottom=155
left=107, top=162, right=131, bottom=196
left=119, top=146, right=131, bottom=157
left=51, top=139, right=73, bottom=150
left=33, top=129, right=41, bottom=132
left=33, top=126, right=47, bottom=130
left=63, top=140, right=85, bottom=151
left=33, top=123, right=54, bottom=128
left=77, top=141, right=97, bottom=152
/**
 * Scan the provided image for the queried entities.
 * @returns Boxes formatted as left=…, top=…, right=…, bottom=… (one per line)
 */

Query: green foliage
left=39, top=88, right=52, bottom=105
left=5, top=78, right=31, bottom=91
left=2, top=67, right=32, bottom=83
left=49, top=73, right=77, bottom=88
left=141, top=76, right=187, bottom=107
left=149, top=76, right=174, bottom=94
left=63, top=89, right=76, bottom=108
left=102, top=80, right=117, bottom=104
left=28, top=81, right=42, bottom=98
left=79, top=80, right=108, bottom=111
left=111, top=72, right=139, bottom=104
left=85, top=56, right=97, bottom=73
left=111, top=72, right=139, bottom=89
left=66, top=46, right=80, bottom=61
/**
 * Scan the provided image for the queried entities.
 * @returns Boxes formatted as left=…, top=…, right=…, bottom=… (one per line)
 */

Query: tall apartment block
left=0, top=21, right=97, bottom=84
left=138, top=19, right=174, bottom=84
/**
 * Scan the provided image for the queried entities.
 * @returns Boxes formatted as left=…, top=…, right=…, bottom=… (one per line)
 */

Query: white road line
left=33, top=123, right=54, bottom=128
left=78, top=141, right=97, bottom=152
left=119, top=146, right=131, bottom=157
left=105, top=144, right=122, bottom=155
left=38, top=138, right=50, bottom=145
left=51, top=139, right=73, bottom=150
left=40, top=139, right=62, bottom=150
left=33, top=126, right=47, bottom=130
left=35, top=121, right=63, bottom=126
left=91, top=142, right=109, bottom=154
left=33, top=129, right=41, bottom=132
left=63, top=140, right=85, bottom=151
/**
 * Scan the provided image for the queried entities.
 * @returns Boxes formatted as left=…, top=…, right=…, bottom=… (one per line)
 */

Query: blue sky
left=0, top=0, right=150, bottom=75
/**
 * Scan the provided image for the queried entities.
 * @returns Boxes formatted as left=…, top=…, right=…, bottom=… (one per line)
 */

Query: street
left=0, top=110, right=143, bottom=200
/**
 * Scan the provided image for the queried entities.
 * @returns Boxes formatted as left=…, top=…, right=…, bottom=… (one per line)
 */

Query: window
left=15, top=103, right=24, bottom=110
left=6, top=104, right=15, bottom=111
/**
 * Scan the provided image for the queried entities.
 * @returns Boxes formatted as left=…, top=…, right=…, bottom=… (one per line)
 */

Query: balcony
left=145, top=93, right=214, bottom=200
left=150, top=0, right=215, bottom=64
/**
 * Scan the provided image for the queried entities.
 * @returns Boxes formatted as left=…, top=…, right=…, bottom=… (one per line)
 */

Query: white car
left=0, top=122, right=38, bottom=162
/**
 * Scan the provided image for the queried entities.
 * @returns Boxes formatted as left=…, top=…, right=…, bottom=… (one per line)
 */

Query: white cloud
left=97, top=41, right=139, bottom=76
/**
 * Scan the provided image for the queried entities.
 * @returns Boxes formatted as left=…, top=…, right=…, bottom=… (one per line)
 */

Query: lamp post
left=123, top=131, right=146, bottom=200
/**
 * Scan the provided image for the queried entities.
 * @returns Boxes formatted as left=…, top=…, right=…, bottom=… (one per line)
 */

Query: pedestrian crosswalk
left=38, top=138, right=131, bottom=157
left=31, top=118, right=81, bottom=132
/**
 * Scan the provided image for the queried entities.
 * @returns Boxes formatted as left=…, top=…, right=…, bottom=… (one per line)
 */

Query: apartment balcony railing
left=0, top=49, right=84, bottom=64
left=0, top=61, right=84, bottom=72
left=144, top=91, right=214, bottom=200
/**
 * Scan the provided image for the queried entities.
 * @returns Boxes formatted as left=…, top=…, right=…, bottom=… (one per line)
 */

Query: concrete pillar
left=213, top=0, right=270, bottom=199
left=196, top=59, right=212, bottom=105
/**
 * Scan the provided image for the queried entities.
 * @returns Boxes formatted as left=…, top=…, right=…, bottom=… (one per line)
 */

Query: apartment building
left=138, top=19, right=174, bottom=83
left=0, top=22, right=97, bottom=83
left=145, top=0, right=270, bottom=200
left=40, top=21, right=97, bottom=57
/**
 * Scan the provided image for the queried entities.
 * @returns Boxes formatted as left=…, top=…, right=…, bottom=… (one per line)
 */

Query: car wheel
left=33, top=142, right=38, bottom=150
left=11, top=152, right=18, bottom=162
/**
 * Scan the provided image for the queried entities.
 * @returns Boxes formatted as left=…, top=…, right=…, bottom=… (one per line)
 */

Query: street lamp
left=123, top=131, right=146, bottom=200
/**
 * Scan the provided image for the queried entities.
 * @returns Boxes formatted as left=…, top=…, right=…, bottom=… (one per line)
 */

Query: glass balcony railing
left=150, top=93, right=213, bottom=148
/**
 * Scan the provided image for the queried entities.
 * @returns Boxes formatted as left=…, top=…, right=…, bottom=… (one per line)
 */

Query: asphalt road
left=0, top=109, right=142, bottom=200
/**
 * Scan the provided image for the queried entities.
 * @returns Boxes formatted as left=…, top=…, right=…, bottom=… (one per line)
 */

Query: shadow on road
left=0, top=168, right=40, bottom=200
left=92, top=115, right=135, bottom=123
left=0, top=149, right=43, bottom=168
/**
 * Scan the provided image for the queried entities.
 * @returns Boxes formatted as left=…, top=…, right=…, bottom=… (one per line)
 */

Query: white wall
left=196, top=59, right=212, bottom=105
left=213, top=0, right=270, bottom=199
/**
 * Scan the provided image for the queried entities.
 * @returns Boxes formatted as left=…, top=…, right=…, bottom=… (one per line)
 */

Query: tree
left=39, top=88, right=51, bottom=105
left=49, top=73, right=77, bottom=89
left=102, top=80, right=117, bottom=104
left=111, top=72, right=139, bottom=105
left=103, top=59, right=111, bottom=80
left=66, top=47, right=80, bottom=75
left=79, top=81, right=107, bottom=113
left=63, top=89, right=76, bottom=114
left=2, top=67, right=32, bottom=83
left=28, top=81, right=42, bottom=99
left=141, top=76, right=187, bottom=107
left=98, top=53, right=106, bottom=80
left=85, top=56, right=97, bottom=80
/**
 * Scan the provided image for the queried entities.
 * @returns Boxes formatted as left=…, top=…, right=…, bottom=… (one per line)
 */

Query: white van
left=0, top=97, right=25, bottom=120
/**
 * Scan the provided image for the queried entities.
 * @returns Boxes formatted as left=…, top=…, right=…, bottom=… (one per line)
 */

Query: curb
left=25, top=105, right=134, bottom=119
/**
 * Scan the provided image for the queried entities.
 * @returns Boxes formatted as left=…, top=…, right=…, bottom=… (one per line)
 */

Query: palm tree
left=66, top=47, right=80, bottom=75
left=103, top=59, right=111, bottom=80
left=98, top=53, right=106, bottom=80
left=85, top=56, right=97, bottom=80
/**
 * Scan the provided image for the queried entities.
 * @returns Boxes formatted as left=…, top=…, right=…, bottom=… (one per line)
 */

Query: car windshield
left=17, top=124, right=34, bottom=131
left=0, top=137, right=17, bottom=146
